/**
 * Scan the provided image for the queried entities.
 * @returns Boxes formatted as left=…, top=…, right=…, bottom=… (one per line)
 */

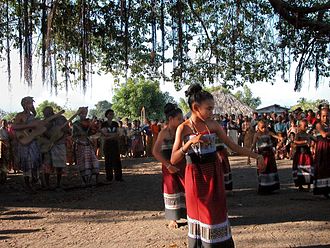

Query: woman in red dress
left=153, top=103, right=185, bottom=228
left=313, top=108, right=330, bottom=198
left=170, top=84, right=264, bottom=248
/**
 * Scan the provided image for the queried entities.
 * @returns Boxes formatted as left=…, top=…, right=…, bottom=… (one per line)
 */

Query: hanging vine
left=17, top=0, right=23, bottom=80
left=124, top=0, right=130, bottom=82
left=150, top=0, right=157, bottom=67
left=0, top=0, right=329, bottom=93
left=41, top=0, right=47, bottom=83
left=160, top=0, right=165, bottom=81
left=6, top=0, right=11, bottom=87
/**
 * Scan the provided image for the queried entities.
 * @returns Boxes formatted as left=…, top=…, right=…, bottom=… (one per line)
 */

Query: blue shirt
left=274, top=122, right=287, bottom=133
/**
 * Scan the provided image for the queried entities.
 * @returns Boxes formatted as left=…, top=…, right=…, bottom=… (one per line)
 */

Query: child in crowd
left=275, top=132, right=287, bottom=160
left=292, top=120, right=314, bottom=191
left=251, top=120, right=281, bottom=194
left=286, top=132, right=296, bottom=160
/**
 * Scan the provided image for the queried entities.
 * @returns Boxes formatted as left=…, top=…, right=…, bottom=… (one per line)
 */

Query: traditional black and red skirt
left=257, top=148, right=280, bottom=194
left=313, top=137, right=330, bottom=195
left=292, top=146, right=313, bottom=186
left=185, top=152, right=234, bottom=248
left=161, top=145, right=186, bottom=221
left=216, top=146, right=233, bottom=191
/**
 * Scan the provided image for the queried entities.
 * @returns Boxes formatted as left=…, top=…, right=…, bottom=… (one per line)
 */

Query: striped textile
left=313, top=131, right=330, bottom=195
left=184, top=133, right=234, bottom=247
left=76, top=142, right=99, bottom=176
left=51, top=144, right=67, bottom=168
left=161, top=138, right=186, bottom=221
left=292, top=146, right=313, bottom=186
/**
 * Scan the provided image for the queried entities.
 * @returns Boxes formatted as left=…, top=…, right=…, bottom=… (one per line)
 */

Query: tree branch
left=268, top=0, right=330, bottom=34
left=186, top=0, right=213, bottom=46
left=285, top=1, right=330, bottom=14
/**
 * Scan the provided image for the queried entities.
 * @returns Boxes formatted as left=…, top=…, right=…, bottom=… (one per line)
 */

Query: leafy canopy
left=89, top=100, right=112, bottom=119
left=111, top=77, right=174, bottom=120
left=234, top=85, right=262, bottom=110
left=0, top=0, right=329, bottom=92
left=290, top=98, right=329, bottom=112
left=35, top=100, right=62, bottom=119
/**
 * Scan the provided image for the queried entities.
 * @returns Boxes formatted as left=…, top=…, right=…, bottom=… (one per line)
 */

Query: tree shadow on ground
left=228, top=163, right=330, bottom=226
left=0, top=158, right=164, bottom=213
left=0, top=229, right=40, bottom=235
left=0, top=157, right=329, bottom=227
left=295, top=246, right=330, bottom=248
left=0, top=228, right=40, bottom=240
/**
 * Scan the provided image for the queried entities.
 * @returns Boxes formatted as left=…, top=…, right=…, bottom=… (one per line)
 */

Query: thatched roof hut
left=185, top=90, right=254, bottom=118
left=212, top=90, right=253, bottom=116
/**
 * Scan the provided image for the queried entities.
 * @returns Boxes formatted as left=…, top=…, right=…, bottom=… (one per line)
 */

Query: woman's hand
left=190, top=133, right=204, bottom=145
left=166, top=163, right=179, bottom=174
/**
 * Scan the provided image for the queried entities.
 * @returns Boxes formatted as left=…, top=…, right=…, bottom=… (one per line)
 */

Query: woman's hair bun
left=185, top=83, right=203, bottom=98
left=164, top=103, right=177, bottom=115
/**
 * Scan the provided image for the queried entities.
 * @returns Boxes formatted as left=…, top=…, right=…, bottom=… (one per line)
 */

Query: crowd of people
left=151, top=85, right=329, bottom=248
left=0, top=99, right=165, bottom=189
left=0, top=88, right=329, bottom=248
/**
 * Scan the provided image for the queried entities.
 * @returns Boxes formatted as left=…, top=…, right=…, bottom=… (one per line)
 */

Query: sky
left=0, top=56, right=329, bottom=113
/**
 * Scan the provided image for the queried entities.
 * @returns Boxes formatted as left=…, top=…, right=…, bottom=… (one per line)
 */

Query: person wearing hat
left=12, top=96, right=42, bottom=193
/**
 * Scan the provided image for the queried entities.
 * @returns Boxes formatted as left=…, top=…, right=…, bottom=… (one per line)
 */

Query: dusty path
left=0, top=157, right=329, bottom=248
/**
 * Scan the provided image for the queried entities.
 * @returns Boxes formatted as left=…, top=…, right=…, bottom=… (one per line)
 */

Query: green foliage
left=2, top=112, right=17, bottom=121
left=62, top=108, right=80, bottom=121
left=35, top=100, right=63, bottom=119
left=205, top=86, right=231, bottom=94
left=112, top=77, right=175, bottom=120
left=0, top=1, right=329, bottom=92
left=290, top=98, right=329, bottom=112
left=89, top=100, right=112, bottom=120
left=234, top=85, right=262, bottom=110
left=178, top=98, right=190, bottom=115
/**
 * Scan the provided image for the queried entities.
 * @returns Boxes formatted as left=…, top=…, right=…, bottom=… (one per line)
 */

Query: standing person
left=313, top=108, right=330, bottom=198
left=117, top=120, right=127, bottom=157
left=250, top=112, right=259, bottom=132
left=126, top=122, right=133, bottom=157
left=131, top=120, right=144, bottom=157
left=227, top=114, right=238, bottom=155
left=286, top=132, right=296, bottom=160
left=7, top=120, right=19, bottom=174
left=151, top=119, right=160, bottom=149
left=287, top=119, right=298, bottom=136
left=66, top=122, right=75, bottom=166
left=170, top=84, right=264, bottom=248
left=0, top=120, right=9, bottom=183
left=243, top=116, right=254, bottom=165
left=250, top=120, right=281, bottom=194
left=221, top=114, right=228, bottom=134
left=152, top=103, right=185, bottom=229
left=292, top=120, right=314, bottom=191
left=12, top=96, right=42, bottom=192
left=142, top=118, right=153, bottom=157
left=72, top=107, right=99, bottom=186
left=237, top=114, right=244, bottom=147
left=40, top=106, right=72, bottom=189
left=274, top=115, right=287, bottom=135
left=101, top=109, right=123, bottom=182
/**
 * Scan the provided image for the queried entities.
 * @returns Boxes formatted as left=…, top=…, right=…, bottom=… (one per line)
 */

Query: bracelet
left=180, top=147, right=187, bottom=156
left=166, top=163, right=171, bottom=169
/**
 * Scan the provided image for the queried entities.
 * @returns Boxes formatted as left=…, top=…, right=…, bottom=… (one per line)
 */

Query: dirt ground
left=0, top=156, right=329, bottom=248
